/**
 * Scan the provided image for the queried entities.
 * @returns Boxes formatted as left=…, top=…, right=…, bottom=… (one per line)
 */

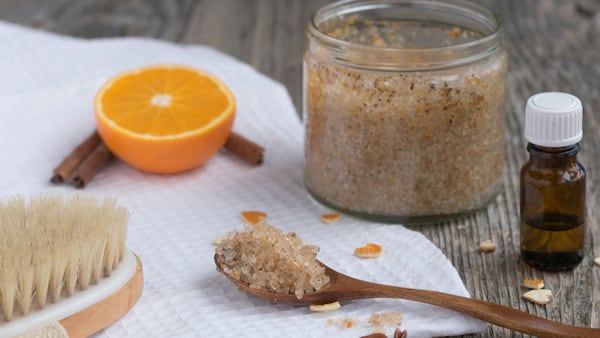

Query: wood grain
left=1, top=1, right=598, bottom=337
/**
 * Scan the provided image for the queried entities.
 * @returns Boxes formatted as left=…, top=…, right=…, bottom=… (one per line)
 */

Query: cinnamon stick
left=71, top=142, right=113, bottom=189
left=52, top=130, right=264, bottom=188
left=224, top=132, right=265, bottom=165
left=51, top=131, right=101, bottom=183
left=394, top=328, right=407, bottom=338
left=360, top=334, right=387, bottom=338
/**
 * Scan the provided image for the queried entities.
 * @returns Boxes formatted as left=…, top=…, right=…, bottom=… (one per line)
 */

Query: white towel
left=0, top=21, right=486, bottom=338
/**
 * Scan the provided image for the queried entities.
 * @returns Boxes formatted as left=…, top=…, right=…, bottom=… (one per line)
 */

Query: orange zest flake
left=523, top=278, right=544, bottom=290
left=320, top=213, right=341, bottom=224
left=338, top=318, right=357, bottom=329
left=240, top=210, right=267, bottom=225
left=449, top=27, right=461, bottom=39
left=478, top=239, right=497, bottom=252
left=354, top=243, right=383, bottom=258
left=309, top=301, right=340, bottom=312
left=522, top=289, right=552, bottom=305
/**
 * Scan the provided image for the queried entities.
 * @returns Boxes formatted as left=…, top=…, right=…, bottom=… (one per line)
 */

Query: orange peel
left=354, top=243, right=383, bottom=258
left=240, top=210, right=267, bottom=225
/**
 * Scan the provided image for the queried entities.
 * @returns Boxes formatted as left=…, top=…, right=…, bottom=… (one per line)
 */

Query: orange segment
left=95, top=64, right=235, bottom=173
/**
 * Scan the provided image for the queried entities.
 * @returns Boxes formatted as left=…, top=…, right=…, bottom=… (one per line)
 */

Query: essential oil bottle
left=520, top=92, right=586, bottom=271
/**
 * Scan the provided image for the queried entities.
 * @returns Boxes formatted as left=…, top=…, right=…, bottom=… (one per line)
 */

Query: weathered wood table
left=1, top=0, right=598, bottom=336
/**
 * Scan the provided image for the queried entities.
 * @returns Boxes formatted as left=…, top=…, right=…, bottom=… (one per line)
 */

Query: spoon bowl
left=215, top=253, right=599, bottom=337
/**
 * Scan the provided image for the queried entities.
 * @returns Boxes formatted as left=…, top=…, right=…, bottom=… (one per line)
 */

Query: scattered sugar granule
left=310, top=301, right=340, bottom=312
left=523, top=278, right=544, bottom=290
left=211, top=234, right=229, bottom=246
left=337, top=317, right=359, bottom=329
left=240, top=210, right=267, bottom=225
left=320, top=213, right=341, bottom=224
left=522, top=289, right=552, bottom=305
left=449, top=26, right=461, bottom=39
left=478, top=239, right=497, bottom=252
left=354, top=243, right=383, bottom=258
left=369, top=311, right=403, bottom=330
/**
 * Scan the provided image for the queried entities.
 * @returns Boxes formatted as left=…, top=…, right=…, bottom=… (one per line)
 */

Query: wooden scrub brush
left=0, top=193, right=143, bottom=337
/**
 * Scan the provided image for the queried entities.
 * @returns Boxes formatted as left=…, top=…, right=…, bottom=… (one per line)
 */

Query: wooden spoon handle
left=349, top=282, right=598, bottom=338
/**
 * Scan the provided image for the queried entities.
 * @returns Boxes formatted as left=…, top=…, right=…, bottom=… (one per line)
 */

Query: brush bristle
left=0, top=193, right=128, bottom=321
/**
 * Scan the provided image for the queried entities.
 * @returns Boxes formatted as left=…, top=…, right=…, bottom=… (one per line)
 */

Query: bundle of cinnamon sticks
left=52, top=130, right=265, bottom=188
left=51, top=131, right=112, bottom=188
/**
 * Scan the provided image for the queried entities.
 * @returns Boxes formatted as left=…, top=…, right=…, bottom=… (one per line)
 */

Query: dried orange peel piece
left=320, top=213, right=341, bottom=224
left=523, top=278, right=544, bottom=290
left=522, top=289, right=552, bottom=305
left=240, top=210, right=267, bottom=225
left=354, top=243, right=383, bottom=258
left=309, top=301, right=340, bottom=312
left=478, top=239, right=497, bottom=252
left=338, top=318, right=358, bottom=329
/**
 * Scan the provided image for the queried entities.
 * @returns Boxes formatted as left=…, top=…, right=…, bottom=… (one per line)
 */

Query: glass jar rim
left=307, top=0, right=504, bottom=71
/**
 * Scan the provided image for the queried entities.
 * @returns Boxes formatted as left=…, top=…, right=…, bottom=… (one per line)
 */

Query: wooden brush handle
left=60, top=254, right=143, bottom=338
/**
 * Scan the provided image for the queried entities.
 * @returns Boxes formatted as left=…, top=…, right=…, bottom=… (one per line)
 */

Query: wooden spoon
left=215, top=253, right=599, bottom=338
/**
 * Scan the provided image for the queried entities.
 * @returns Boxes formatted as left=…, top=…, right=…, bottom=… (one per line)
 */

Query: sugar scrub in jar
left=303, top=0, right=507, bottom=223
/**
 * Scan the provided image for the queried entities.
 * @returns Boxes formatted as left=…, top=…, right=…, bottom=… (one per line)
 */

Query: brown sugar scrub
left=303, top=0, right=507, bottom=223
left=215, top=223, right=330, bottom=299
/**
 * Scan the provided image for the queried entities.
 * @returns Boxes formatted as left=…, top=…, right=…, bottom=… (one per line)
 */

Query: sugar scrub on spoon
left=215, top=222, right=330, bottom=299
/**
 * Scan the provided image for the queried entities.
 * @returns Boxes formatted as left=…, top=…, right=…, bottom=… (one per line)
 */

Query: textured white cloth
left=0, top=21, right=486, bottom=338
left=15, top=323, right=68, bottom=338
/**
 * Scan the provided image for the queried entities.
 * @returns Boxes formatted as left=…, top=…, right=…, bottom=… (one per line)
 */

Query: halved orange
left=95, top=64, right=235, bottom=174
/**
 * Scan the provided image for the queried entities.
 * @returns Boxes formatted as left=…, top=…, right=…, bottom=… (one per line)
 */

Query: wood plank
left=0, top=0, right=598, bottom=336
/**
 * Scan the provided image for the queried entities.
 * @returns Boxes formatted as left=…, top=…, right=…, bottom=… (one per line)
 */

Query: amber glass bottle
left=520, top=92, right=585, bottom=271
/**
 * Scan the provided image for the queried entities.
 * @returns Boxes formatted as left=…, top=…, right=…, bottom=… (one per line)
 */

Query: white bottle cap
left=524, top=92, right=583, bottom=147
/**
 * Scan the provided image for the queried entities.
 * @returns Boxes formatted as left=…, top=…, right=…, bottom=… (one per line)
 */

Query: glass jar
left=303, top=0, right=507, bottom=224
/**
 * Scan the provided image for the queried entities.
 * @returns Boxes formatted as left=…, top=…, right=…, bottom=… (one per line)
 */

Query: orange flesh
left=94, top=65, right=235, bottom=173
left=99, top=68, right=230, bottom=136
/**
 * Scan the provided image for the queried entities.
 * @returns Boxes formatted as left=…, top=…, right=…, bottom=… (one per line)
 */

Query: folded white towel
left=0, top=21, right=485, bottom=338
